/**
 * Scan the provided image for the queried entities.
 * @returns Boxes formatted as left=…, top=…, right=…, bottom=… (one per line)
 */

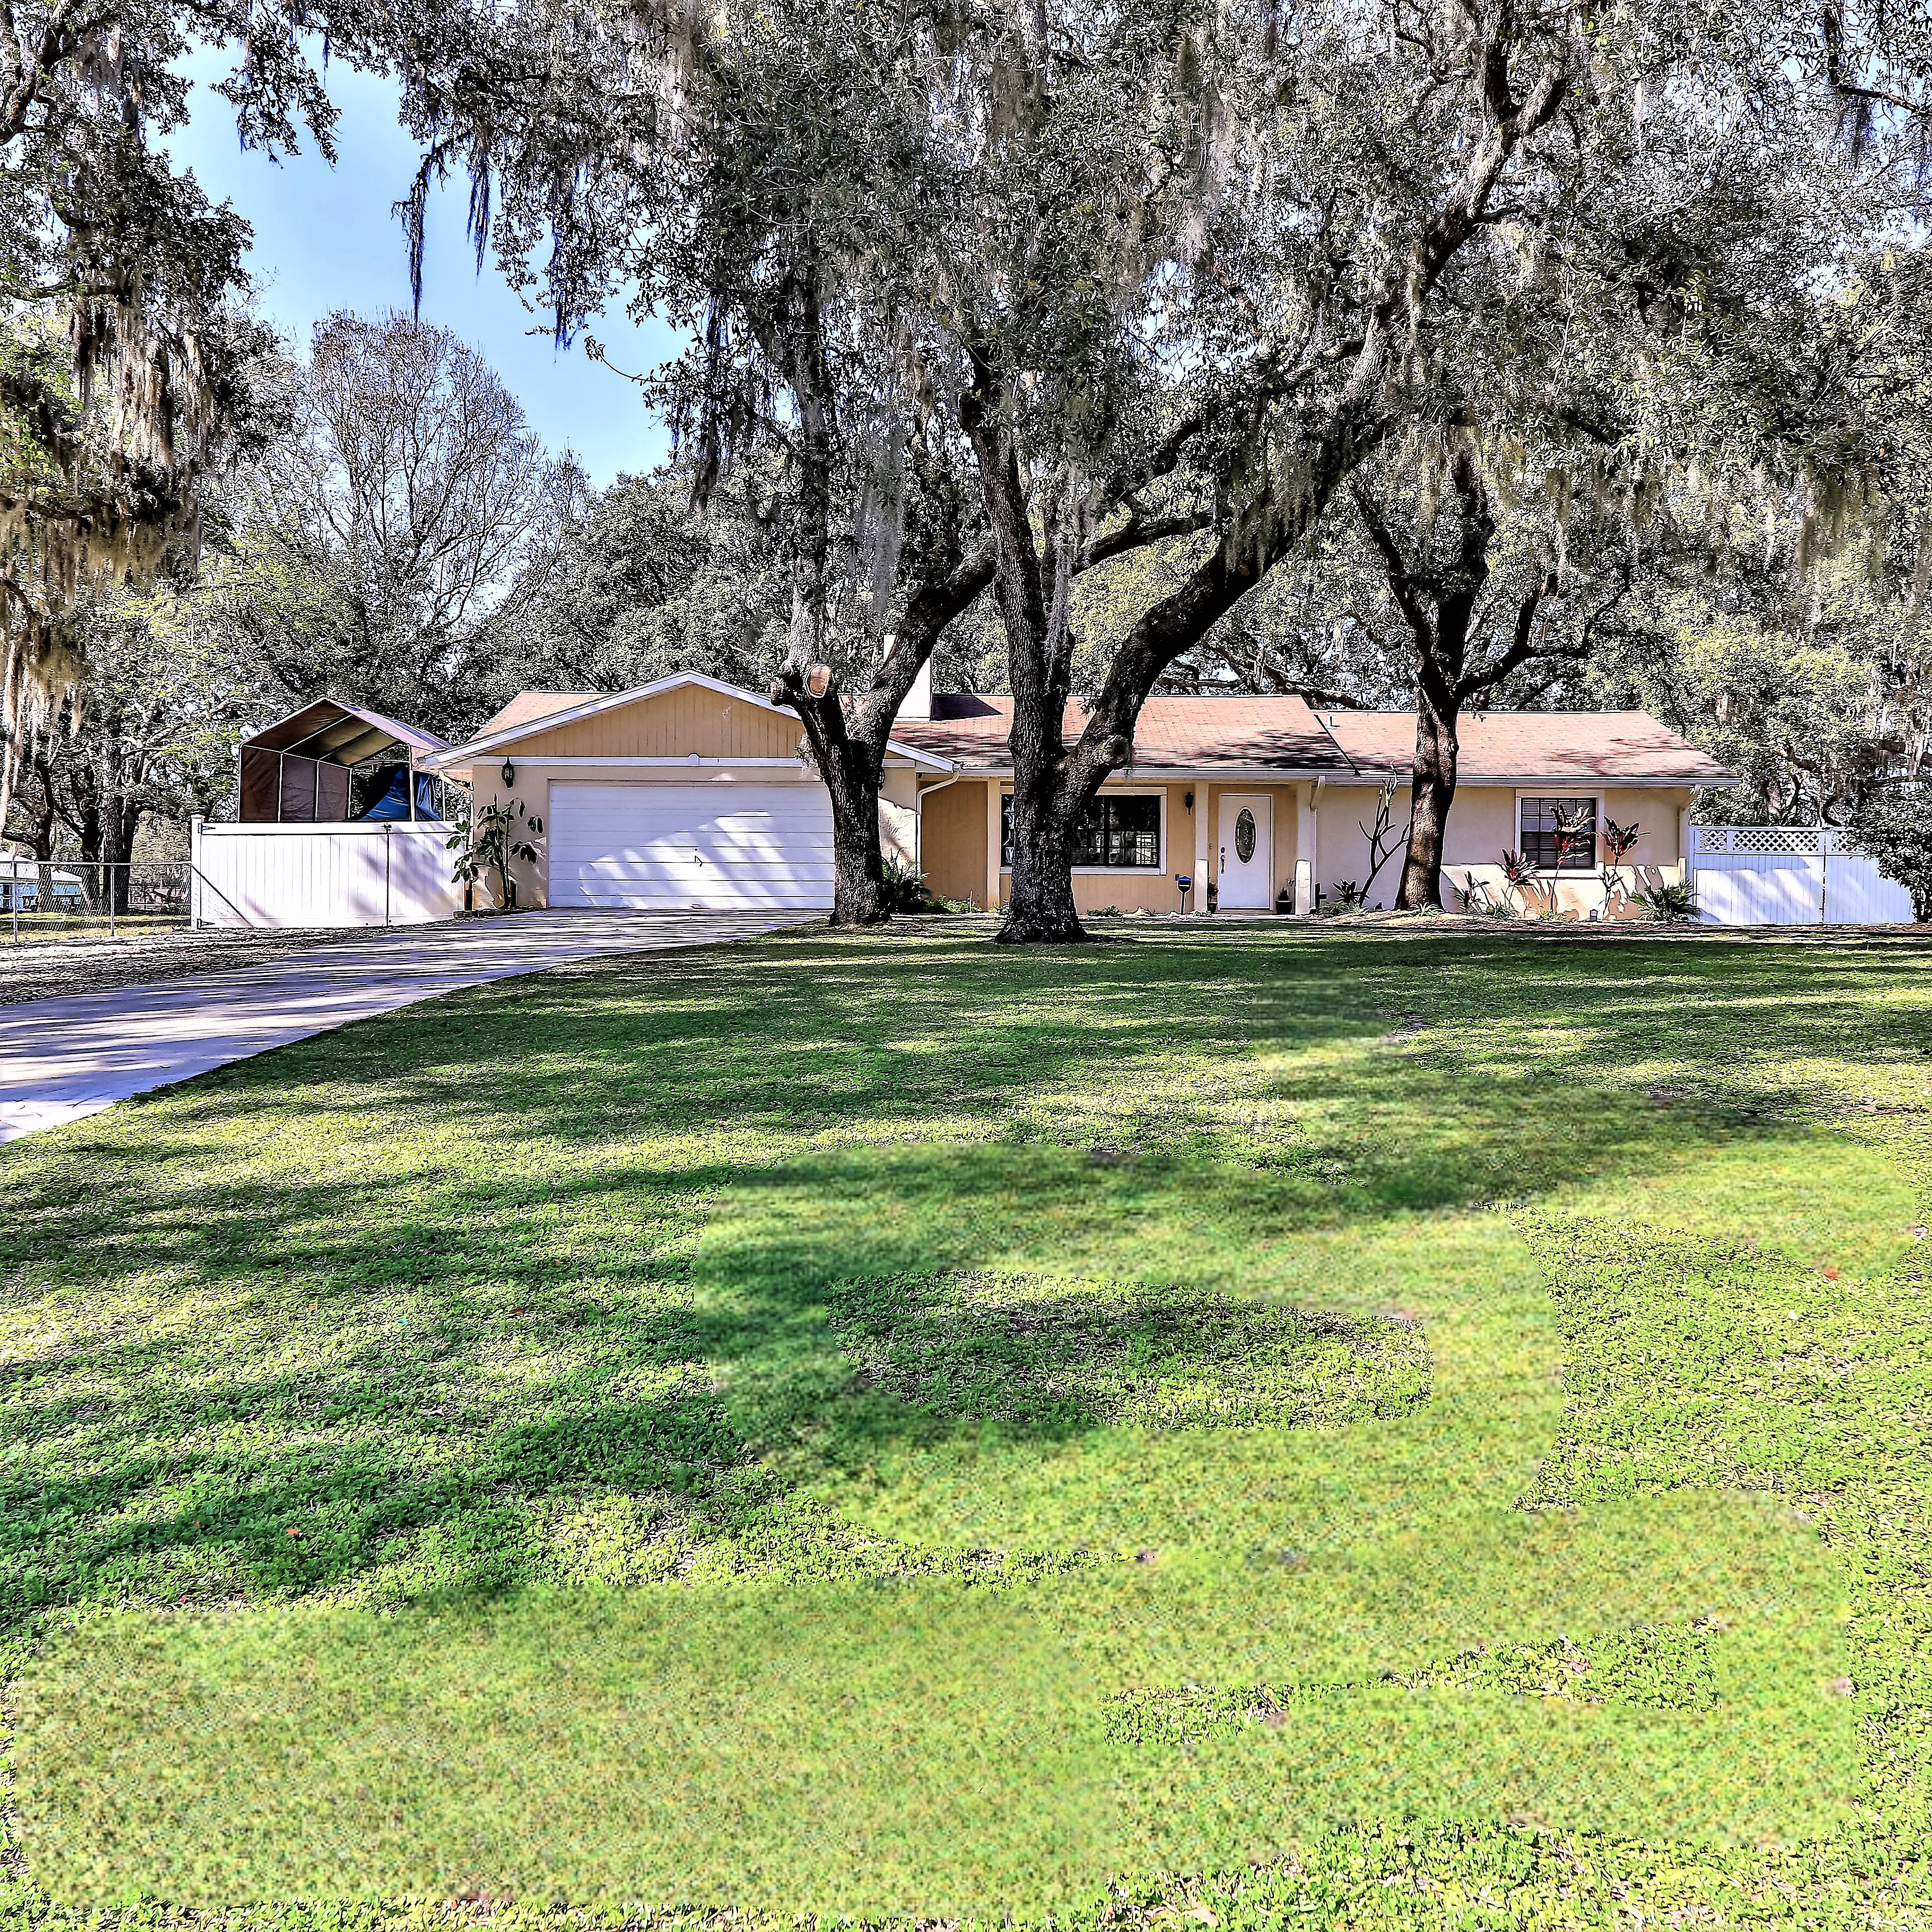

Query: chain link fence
left=2, top=860, right=194, bottom=941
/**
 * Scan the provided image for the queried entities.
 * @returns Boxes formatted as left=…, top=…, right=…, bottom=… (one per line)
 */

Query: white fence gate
left=191, top=821, right=464, bottom=929
left=1691, top=825, right=1916, bottom=926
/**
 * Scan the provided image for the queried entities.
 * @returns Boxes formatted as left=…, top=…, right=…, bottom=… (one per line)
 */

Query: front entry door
left=1217, top=793, right=1273, bottom=909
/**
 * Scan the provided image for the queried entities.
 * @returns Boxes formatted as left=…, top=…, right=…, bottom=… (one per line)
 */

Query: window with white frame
left=1518, top=795, right=1599, bottom=871
left=1000, top=792, right=1162, bottom=868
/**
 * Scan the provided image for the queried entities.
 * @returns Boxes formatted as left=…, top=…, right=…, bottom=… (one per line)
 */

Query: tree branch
left=1349, top=477, right=1438, bottom=655
left=1459, top=568, right=1562, bottom=698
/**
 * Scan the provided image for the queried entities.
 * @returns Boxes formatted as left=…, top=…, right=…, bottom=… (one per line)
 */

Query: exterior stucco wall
left=455, top=772, right=544, bottom=910
left=880, top=765, right=920, bottom=869
left=1601, top=787, right=1688, bottom=873
left=918, top=780, right=989, bottom=908
left=1315, top=785, right=1404, bottom=910
left=1441, top=786, right=1519, bottom=873
left=1312, top=781, right=1696, bottom=917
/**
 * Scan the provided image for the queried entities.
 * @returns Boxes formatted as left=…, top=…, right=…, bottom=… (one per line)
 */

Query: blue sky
left=166, top=52, right=681, bottom=488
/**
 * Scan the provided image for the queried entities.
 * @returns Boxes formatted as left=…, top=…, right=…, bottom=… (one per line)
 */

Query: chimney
left=899, top=657, right=933, bottom=721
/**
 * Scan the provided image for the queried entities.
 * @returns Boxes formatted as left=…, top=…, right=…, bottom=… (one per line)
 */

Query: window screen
left=1001, top=794, right=1163, bottom=868
left=1519, top=795, right=1598, bottom=871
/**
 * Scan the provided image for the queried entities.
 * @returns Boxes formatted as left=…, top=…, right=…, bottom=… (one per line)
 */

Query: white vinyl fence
left=191, top=820, right=464, bottom=929
left=1691, top=825, right=1916, bottom=926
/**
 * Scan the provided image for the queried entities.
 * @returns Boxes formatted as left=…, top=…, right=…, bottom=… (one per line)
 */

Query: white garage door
left=548, top=782, right=835, bottom=911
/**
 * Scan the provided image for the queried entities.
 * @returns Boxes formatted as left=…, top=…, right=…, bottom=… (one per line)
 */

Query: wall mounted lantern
left=501, top=759, right=516, bottom=787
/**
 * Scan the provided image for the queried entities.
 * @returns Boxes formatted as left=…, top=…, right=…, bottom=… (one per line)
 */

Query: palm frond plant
left=880, top=854, right=944, bottom=913
left=1456, top=871, right=1509, bottom=916
left=1631, top=877, right=1701, bottom=922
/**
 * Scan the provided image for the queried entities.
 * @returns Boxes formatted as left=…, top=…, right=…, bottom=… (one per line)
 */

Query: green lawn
left=2, top=920, right=1929, bottom=1927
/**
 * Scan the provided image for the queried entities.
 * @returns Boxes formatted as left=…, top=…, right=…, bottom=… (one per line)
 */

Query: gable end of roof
left=431, top=673, right=954, bottom=772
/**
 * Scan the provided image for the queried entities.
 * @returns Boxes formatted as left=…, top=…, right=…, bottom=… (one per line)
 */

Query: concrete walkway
left=0, top=911, right=808, bottom=1144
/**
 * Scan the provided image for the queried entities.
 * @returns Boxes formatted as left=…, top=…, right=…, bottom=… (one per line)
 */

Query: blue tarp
left=358, top=767, right=442, bottom=821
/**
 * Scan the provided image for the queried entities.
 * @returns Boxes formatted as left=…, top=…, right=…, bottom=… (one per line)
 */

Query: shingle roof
left=1321, top=710, right=1737, bottom=785
left=893, top=694, right=1358, bottom=773
left=464, top=686, right=1733, bottom=786
left=473, top=691, right=600, bottom=738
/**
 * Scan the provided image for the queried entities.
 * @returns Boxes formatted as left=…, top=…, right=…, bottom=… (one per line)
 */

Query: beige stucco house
left=425, top=670, right=1735, bottom=917
left=889, top=687, right=1735, bottom=917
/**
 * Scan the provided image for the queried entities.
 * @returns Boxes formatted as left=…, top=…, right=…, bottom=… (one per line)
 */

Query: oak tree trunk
left=983, top=51, right=1574, bottom=938
left=961, top=374, right=1092, bottom=944
left=819, top=734, right=890, bottom=927
left=1396, top=698, right=1459, bottom=910
left=11, top=746, right=58, bottom=915
left=1000, top=775, right=1088, bottom=942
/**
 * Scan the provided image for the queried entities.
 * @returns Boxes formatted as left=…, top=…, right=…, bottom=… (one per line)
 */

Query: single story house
left=898, top=693, right=1732, bottom=916
left=0, top=858, right=83, bottom=911
left=425, top=670, right=1736, bottom=917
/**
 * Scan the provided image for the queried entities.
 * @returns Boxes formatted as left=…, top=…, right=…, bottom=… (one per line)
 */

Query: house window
left=1519, top=795, right=1599, bottom=871
left=1001, top=793, right=1163, bottom=868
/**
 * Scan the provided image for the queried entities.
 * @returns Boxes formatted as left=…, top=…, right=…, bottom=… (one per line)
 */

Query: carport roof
left=242, top=699, right=451, bottom=766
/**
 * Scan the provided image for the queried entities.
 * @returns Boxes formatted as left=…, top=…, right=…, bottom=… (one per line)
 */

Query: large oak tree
left=911, top=0, right=1927, bottom=936
left=390, top=0, right=1927, bottom=934
left=0, top=0, right=409, bottom=814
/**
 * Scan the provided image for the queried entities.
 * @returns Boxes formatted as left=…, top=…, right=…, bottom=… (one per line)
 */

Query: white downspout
left=914, top=772, right=964, bottom=878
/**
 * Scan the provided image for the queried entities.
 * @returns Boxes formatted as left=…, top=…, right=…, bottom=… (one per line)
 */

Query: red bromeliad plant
left=1551, top=803, right=1596, bottom=867
left=1499, top=848, right=1537, bottom=915
left=1599, top=818, right=1641, bottom=916
left=1542, top=803, right=1597, bottom=917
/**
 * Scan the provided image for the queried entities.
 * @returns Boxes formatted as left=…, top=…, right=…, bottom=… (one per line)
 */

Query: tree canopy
left=0, top=0, right=404, bottom=814
left=386, top=0, right=1932, bottom=931
left=218, top=310, right=576, bottom=738
left=489, top=459, right=789, bottom=705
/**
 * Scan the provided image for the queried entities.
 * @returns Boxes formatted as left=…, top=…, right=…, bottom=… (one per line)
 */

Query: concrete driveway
left=0, top=911, right=811, bottom=1145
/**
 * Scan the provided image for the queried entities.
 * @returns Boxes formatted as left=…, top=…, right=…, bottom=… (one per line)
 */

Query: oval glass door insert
left=1235, top=808, right=1257, bottom=863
